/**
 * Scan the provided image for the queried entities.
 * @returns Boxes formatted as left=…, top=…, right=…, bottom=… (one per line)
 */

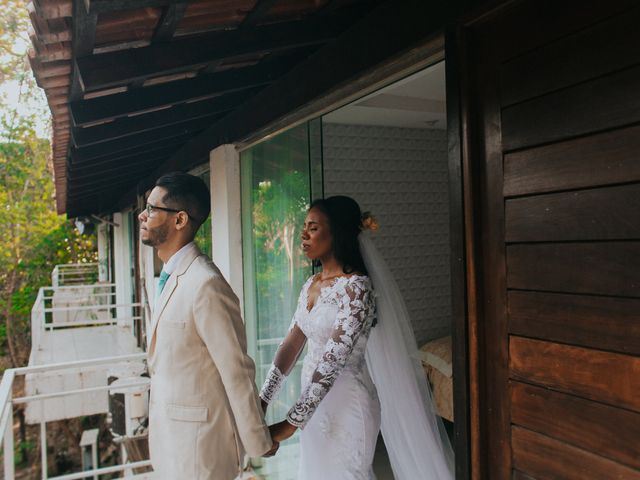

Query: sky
left=1, top=29, right=51, bottom=139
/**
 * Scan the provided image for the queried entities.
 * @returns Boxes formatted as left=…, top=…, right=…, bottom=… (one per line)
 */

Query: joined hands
left=269, top=420, right=297, bottom=443
left=260, top=401, right=297, bottom=458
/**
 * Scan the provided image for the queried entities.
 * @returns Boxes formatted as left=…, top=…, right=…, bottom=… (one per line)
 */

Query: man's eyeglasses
left=144, top=203, right=184, bottom=217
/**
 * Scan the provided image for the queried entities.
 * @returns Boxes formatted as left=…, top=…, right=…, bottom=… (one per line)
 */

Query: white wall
left=322, top=123, right=451, bottom=345
left=210, top=145, right=244, bottom=303
left=112, top=211, right=134, bottom=322
left=96, top=223, right=110, bottom=283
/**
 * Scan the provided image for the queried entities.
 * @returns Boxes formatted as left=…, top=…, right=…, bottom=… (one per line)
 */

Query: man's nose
left=138, top=210, right=146, bottom=222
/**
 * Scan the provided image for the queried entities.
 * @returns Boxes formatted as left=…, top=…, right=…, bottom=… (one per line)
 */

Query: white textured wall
left=322, top=123, right=451, bottom=345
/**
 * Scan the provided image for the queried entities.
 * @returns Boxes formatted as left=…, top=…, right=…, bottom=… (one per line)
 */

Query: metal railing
left=51, top=263, right=100, bottom=287
left=0, top=353, right=150, bottom=479
left=31, top=283, right=143, bottom=351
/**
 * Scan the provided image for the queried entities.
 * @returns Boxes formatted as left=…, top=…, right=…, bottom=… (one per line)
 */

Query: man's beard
left=141, top=224, right=168, bottom=247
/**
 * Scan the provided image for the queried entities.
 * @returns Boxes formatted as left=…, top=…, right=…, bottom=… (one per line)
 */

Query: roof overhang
left=28, top=0, right=473, bottom=217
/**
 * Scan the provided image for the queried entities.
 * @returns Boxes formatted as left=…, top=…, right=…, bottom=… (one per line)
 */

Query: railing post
left=40, top=400, right=47, bottom=480
left=3, top=405, right=14, bottom=480
left=2, top=374, right=15, bottom=480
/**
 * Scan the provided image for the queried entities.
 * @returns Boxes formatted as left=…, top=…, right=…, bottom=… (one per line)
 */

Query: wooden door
left=458, top=1, right=640, bottom=478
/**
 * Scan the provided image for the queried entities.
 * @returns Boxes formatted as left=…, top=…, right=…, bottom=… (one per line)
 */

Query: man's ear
left=175, top=211, right=190, bottom=231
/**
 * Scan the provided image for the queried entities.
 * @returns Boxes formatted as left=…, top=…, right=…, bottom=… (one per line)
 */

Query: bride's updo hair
left=309, top=196, right=371, bottom=275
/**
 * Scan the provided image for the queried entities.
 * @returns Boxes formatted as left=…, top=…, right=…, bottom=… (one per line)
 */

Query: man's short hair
left=155, top=172, right=211, bottom=232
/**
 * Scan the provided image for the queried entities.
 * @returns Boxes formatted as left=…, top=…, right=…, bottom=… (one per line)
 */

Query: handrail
left=43, top=317, right=143, bottom=330
left=31, top=281, right=142, bottom=350
left=14, top=380, right=151, bottom=404
left=41, top=284, right=115, bottom=291
left=52, top=263, right=100, bottom=287
left=53, top=263, right=99, bottom=268
left=40, top=302, right=141, bottom=314
left=12, top=352, right=147, bottom=375
left=0, top=353, right=149, bottom=479
left=49, top=460, right=152, bottom=480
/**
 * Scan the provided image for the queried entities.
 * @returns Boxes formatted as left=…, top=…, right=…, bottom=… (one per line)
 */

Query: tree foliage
left=0, top=0, right=97, bottom=369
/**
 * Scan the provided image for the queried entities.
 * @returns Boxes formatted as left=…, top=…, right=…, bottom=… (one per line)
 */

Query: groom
left=139, top=172, right=277, bottom=479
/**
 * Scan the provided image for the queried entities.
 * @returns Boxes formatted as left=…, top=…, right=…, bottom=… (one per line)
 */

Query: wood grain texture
left=503, top=125, right=640, bottom=197
left=512, top=426, right=640, bottom=480
left=500, top=7, right=640, bottom=107
left=512, top=471, right=536, bottom=480
left=506, top=243, right=640, bottom=297
left=505, top=183, right=640, bottom=242
left=511, top=381, right=640, bottom=469
left=509, top=336, right=640, bottom=412
left=508, top=291, right=640, bottom=355
left=502, top=65, right=640, bottom=152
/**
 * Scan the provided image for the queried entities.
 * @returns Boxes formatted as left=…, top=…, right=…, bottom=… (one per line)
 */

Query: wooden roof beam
left=69, top=0, right=98, bottom=103
left=132, top=0, right=463, bottom=196
left=68, top=142, right=181, bottom=171
left=71, top=88, right=255, bottom=147
left=239, top=0, right=279, bottom=29
left=70, top=134, right=191, bottom=166
left=66, top=182, right=139, bottom=205
left=70, top=51, right=307, bottom=125
left=76, top=17, right=346, bottom=92
left=71, top=118, right=209, bottom=162
left=68, top=159, right=165, bottom=184
left=30, top=0, right=73, bottom=20
left=153, top=2, right=188, bottom=41
left=86, top=0, right=186, bottom=14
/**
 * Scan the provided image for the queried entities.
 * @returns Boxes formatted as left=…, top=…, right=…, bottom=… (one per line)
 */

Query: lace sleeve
left=259, top=319, right=307, bottom=404
left=286, top=277, right=373, bottom=428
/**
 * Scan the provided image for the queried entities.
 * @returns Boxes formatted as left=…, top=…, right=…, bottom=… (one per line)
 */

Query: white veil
left=360, top=230, right=455, bottom=480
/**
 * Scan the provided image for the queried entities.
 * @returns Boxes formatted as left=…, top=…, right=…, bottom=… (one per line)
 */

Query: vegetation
left=0, top=1, right=99, bottom=476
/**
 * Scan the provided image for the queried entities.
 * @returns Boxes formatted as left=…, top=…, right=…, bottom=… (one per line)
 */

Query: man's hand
left=269, top=420, right=297, bottom=443
left=263, top=440, right=279, bottom=457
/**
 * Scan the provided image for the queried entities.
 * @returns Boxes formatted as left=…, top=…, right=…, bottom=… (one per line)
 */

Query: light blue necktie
left=155, top=270, right=170, bottom=305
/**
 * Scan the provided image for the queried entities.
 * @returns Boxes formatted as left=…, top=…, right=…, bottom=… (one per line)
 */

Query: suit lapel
left=148, top=244, right=203, bottom=354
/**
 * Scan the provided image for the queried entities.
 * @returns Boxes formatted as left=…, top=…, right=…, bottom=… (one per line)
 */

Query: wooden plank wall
left=502, top=4, right=640, bottom=479
left=466, top=1, right=640, bottom=478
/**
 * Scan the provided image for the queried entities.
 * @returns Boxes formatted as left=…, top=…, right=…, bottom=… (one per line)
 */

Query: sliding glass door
left=240, top=120, right=322, bottom=478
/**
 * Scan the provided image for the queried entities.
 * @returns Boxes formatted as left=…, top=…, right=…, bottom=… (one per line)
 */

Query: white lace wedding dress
left=260, top=274, right=380, bottom=480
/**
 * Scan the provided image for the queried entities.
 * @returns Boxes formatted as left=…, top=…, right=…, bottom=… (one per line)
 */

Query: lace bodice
left=259, top=274, right=376, bottom=428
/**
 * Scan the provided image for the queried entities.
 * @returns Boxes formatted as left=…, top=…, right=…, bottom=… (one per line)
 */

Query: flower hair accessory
left=361, top=212, right=379, bottom=231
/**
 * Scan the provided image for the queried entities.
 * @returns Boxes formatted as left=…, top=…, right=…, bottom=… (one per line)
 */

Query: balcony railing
left=31, top=283, right=143, bottom=352
left=0, top=353, right=151, bottom=479
left=0, top=261, right=151, bottom=478
left=51, top=263, right=100, bottom=287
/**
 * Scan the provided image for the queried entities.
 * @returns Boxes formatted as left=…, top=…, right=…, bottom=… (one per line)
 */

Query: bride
left=259, top=196, right=453, bottom=480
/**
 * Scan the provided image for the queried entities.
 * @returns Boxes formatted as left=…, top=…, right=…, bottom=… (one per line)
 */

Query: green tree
left=0, top=1, right=98, bottom=474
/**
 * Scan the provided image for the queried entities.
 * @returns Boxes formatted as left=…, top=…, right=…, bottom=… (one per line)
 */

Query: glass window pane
left=240, top=122, right=317, bottom=479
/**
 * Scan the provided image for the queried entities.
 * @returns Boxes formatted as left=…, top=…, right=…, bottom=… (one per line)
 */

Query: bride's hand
left=269, top=420, right=297, bottom=443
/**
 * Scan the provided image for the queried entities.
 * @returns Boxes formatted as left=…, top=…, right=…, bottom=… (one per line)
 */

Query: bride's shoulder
left=345, top=272, right=372, bottom=289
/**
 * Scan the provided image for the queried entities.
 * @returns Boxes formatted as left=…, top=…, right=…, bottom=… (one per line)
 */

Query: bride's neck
left=319, top=255, right=343, bottom=278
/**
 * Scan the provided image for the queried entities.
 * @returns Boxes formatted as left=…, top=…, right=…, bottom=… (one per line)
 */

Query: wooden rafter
left=132, top=0, right=462, bottom=196
left=69, top=50, right=308, bottom=125
left=72, top=117, right=210, bottom=162
left=153, top=2, right=189, bottom=41
left=70, top=133, right=193, bottom=164
left=76, top=17, right=346, bottom=92
left=71, top=88, right=256, bottom=147
left=239, top=0, right=279, bottom=29
left=69, top=143, right=182, bottom=172
left=86, top=0, right=187, bottom=14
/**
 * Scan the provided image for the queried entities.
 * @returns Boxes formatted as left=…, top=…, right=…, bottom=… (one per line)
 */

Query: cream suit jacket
left=147, top=245, right=271, bottom=479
